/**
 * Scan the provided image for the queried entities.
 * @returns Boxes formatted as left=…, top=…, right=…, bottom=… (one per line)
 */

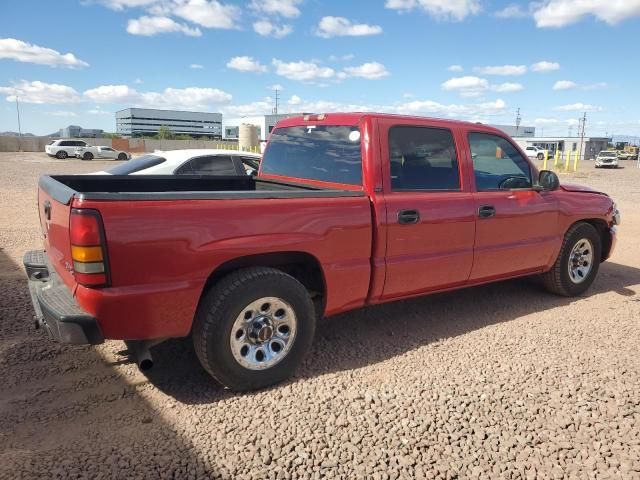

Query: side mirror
left=538, top=170, right=559, bottom=191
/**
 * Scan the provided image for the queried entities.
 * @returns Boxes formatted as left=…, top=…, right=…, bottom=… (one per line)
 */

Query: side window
left=468, top=133, right=532, bottom=191
left=59, top=141, right=70, bottom=146
left=176, top=156, right=238, bottom=175
left=388, top=126, right=460, bottom=191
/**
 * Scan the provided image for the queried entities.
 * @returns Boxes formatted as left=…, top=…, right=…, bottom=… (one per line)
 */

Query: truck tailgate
left=38, top=187, right=75, bottom=290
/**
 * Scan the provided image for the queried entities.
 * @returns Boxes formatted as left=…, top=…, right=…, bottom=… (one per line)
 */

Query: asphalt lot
left=0, top=152, right=639, bottom=479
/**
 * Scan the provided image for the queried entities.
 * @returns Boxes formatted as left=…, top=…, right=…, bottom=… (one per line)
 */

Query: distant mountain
left=0, top=131, right=35, bottom=137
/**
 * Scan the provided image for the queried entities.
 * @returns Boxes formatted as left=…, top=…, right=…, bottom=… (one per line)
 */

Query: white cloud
left=249, top=0, right=303, bottom=18
left=533, top=0, right=640, bottom=28
left=223, top=99, right=274, bottom=116
left=494, top=3, right=528, bottom=18
left=190, top=63, right=204, bottom=69
left=173, top=0, right=241, bottom=29
left=88, top=107, right=111, bottom=115
left=329, top=54, right=355, bottom=62
left=342, top=62, right=389, bottom=80
left=385, top=0, right=481, bottom=21
left=475, top=64, right=527, bottom=75
left=397, top=98, right=507, bottom=118
left=127, top=16, right=202, bottom=36
left=441, top=76, right=489, bottom=97
left=226, top=56, right=267, bottom=73
left=253, top=20, right=293, bottom=38
left=98, top=0, right=158, bottom=10
left=553, top=80, right=577, bottom=90
left=48, top=110, right=78, bottom=117
left=316, top=16, right=383, bottom=38
left=84, top=84, right=232, bottom=110
left=554, top=103, right=602, bottom=112
left=0, top=38, right=89, bottom=68
left=269, top=84, right=284, bottom=91
left=0, top=80, right=82, bottom=104
left=272, top=59, right=335, bottom=81
left=447, top=64, right=463, bottom=72
left=288, top=94, right=302, bottom=105
left=492, top=82, right=524, bottom=93
left=531, top=61, right=560, bottom=72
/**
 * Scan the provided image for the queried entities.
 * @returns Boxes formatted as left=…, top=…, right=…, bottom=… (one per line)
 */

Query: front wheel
left=82, top=152, right=94, bottom=160
left=540, top=222, right=601, bottom=296
left=193, top=267, right=316, bottom=391
left=537, top=153, right=544, bottom=161
left=56, top=150, right=68, bottom=159
left=117, top=153, right=127, bottom=161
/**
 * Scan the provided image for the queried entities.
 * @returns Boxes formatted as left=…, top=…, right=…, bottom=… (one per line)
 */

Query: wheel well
left=200, top=252, right=326, bottom=314
left=580, top=219, right=612, bottom=261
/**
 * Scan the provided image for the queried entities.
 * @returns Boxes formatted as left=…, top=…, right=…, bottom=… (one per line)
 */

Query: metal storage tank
left=239, top=124, right=260, bottom=152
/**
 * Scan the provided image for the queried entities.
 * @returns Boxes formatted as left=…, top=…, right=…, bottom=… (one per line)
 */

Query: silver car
left=75, top=145, right=131, bottom=161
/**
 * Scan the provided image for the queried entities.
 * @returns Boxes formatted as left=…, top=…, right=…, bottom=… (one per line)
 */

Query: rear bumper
left=24, top=250, right=104, bottom=345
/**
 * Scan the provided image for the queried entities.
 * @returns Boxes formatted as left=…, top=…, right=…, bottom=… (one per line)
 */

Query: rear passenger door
left=467, top=132, right=559, bottom=281
left=175, top=155, right=243, bottom=175
left=380, top=120, right=476, bottom=300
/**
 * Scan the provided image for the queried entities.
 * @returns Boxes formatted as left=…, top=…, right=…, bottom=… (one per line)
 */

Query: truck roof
left=275, top=112, right=507, bottom=135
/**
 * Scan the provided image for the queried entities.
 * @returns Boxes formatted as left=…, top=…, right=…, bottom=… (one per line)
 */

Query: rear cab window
left=260, top=125, right=362, bottom=186
left=107, top=155, right=166, bottom=175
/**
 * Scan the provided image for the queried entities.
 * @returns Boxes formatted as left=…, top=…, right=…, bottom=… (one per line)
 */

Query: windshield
left=599, top=152, right=616, bottom=157
left=261, top=125, right=362, bottom=185
left=107, top=154, right=166, bottom=175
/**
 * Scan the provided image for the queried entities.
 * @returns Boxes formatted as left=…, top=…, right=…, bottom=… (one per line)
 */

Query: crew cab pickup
left=26, top=113, right=620, bottom=391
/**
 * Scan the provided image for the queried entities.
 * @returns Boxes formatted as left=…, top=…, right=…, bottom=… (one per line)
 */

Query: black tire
left=82, top=152, right=94, bottom=161
left=117, top=153, right=127, bottom=161
left=193, top=267, right=316, bottom=391
left=56, top=150, right=68, bottom=159
left=540, top=222, right=601, bottom=296
left=537, top=153, right=544, bottom=161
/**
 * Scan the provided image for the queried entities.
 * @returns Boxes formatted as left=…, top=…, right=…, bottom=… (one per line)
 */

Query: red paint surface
left=39, top=113, right=618, bottom=340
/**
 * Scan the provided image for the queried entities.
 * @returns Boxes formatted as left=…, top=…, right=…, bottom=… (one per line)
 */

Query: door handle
left=398, top=209, right=420, bottom=225
left=478, top=205, right=496, bottom=218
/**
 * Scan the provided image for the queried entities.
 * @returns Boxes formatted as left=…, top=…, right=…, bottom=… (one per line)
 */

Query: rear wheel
left=193, top=267, right=316, bottom=391
left=82, top=152, right=94, bottom=161
left=117, top=153, right=127, bottom=161
left=537, top=152, right=544, bottom=161
left=540, top=222, right=601, bottom=296
left=56, top=150, right=68, bottom=159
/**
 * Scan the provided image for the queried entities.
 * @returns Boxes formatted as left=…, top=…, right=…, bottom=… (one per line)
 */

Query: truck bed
left=40, top=175, right=364, bottom=204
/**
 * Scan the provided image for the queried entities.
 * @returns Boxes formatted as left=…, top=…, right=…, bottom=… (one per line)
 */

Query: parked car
left=94, top=149, right=261, bottom=176
left=45, top=139, right=89, bottom=159
left=595, top=151, right=619, bottom=168
left=617, top=150, right=631, bottom=160
left=523, top=145, right=546, bottom=161
left=25, top=113, right=620, bottom=391
left=75, top=145, right=131, bottom=161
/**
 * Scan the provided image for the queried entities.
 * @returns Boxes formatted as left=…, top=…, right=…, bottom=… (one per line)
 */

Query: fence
left=539, top=150, right=582, bottom=173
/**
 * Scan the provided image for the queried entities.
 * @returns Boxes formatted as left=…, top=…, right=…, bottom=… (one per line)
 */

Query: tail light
left=70, top=209, right=110, bottom=287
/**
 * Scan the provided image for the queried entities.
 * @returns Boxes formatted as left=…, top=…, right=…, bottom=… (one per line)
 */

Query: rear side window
left=261, top=125, right=362, bottom=185
left=107, top=155, right=166, bottom=175
left=59, top=141, right=71, bottom=146
left=176, top=156, right=238, bottom=175
left=389, top=126, right=460, bottom=191
left=469, top=133, right=532, bottom=191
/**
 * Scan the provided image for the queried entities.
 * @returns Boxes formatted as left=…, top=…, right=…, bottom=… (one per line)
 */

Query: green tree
left=156, top=126, right=175, bottom=140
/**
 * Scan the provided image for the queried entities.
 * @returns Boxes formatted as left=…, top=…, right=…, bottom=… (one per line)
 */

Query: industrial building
left=224, top=113, right=303, bottom=141
left=491, top=124, right=536, bottom=137
left=514, top=136, right=610, bottom=160
left=58, top=125, right=103, bottom=138
left=115, top=108, right=223, bottom=138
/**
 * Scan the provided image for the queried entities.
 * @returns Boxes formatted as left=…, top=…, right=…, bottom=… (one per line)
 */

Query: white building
left=224, top=113, right=304, bottom=141
left=514, top=136, right=610, bottom=160
left=490, top=124, right=536, bottom=137
left=116, top=108, right=223, bottom=138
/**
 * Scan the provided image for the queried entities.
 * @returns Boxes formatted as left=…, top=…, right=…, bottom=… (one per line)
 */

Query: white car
left=595, top=151, right=619, bottom=168
left=75, top=145, right=131, bottom=161
left=94, top=149, right=261, bottom=176
left=523, top=146, right=546, bottom=161
left=45, top=139, right=89, bottom=159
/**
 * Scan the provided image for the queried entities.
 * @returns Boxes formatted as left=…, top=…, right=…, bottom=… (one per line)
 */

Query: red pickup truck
left=26, top=113, right=620, bottom=390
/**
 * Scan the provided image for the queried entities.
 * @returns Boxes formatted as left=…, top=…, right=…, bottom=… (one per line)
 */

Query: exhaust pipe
left=125, top=339, right=166, bottom=371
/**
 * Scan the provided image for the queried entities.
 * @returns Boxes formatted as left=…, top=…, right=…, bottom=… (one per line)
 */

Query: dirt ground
left=0, top=152, right=638, bottom=479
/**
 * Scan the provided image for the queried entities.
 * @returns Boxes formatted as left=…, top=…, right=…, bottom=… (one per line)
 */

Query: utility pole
left=15, top=96, right=22, bottom=152
left=515, top=107, right=521, bottom=136
left=568, top=125, right=574, bottom=137
left=272, top=88, right=279, bottom=116
left=578, top=112, right=587, bottom=161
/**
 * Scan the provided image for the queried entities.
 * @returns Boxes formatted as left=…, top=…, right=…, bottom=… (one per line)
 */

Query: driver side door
left=468, top=131, right=560, bottom=282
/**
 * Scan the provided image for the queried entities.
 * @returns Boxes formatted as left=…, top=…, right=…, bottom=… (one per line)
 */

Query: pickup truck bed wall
left=38, top=175, right=373, bottom=339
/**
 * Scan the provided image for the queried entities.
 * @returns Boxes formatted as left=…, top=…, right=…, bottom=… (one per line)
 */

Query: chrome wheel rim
left=568, top=238, right=594, bottom=284
left=230, top=297, right=297, bottom=370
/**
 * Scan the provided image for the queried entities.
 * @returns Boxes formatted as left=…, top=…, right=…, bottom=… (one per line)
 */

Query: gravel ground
left=1, top=152, right=639, bottom=479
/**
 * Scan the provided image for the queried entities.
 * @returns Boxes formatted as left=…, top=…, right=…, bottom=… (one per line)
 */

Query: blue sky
left=1, top=0, right=639, bottom=137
